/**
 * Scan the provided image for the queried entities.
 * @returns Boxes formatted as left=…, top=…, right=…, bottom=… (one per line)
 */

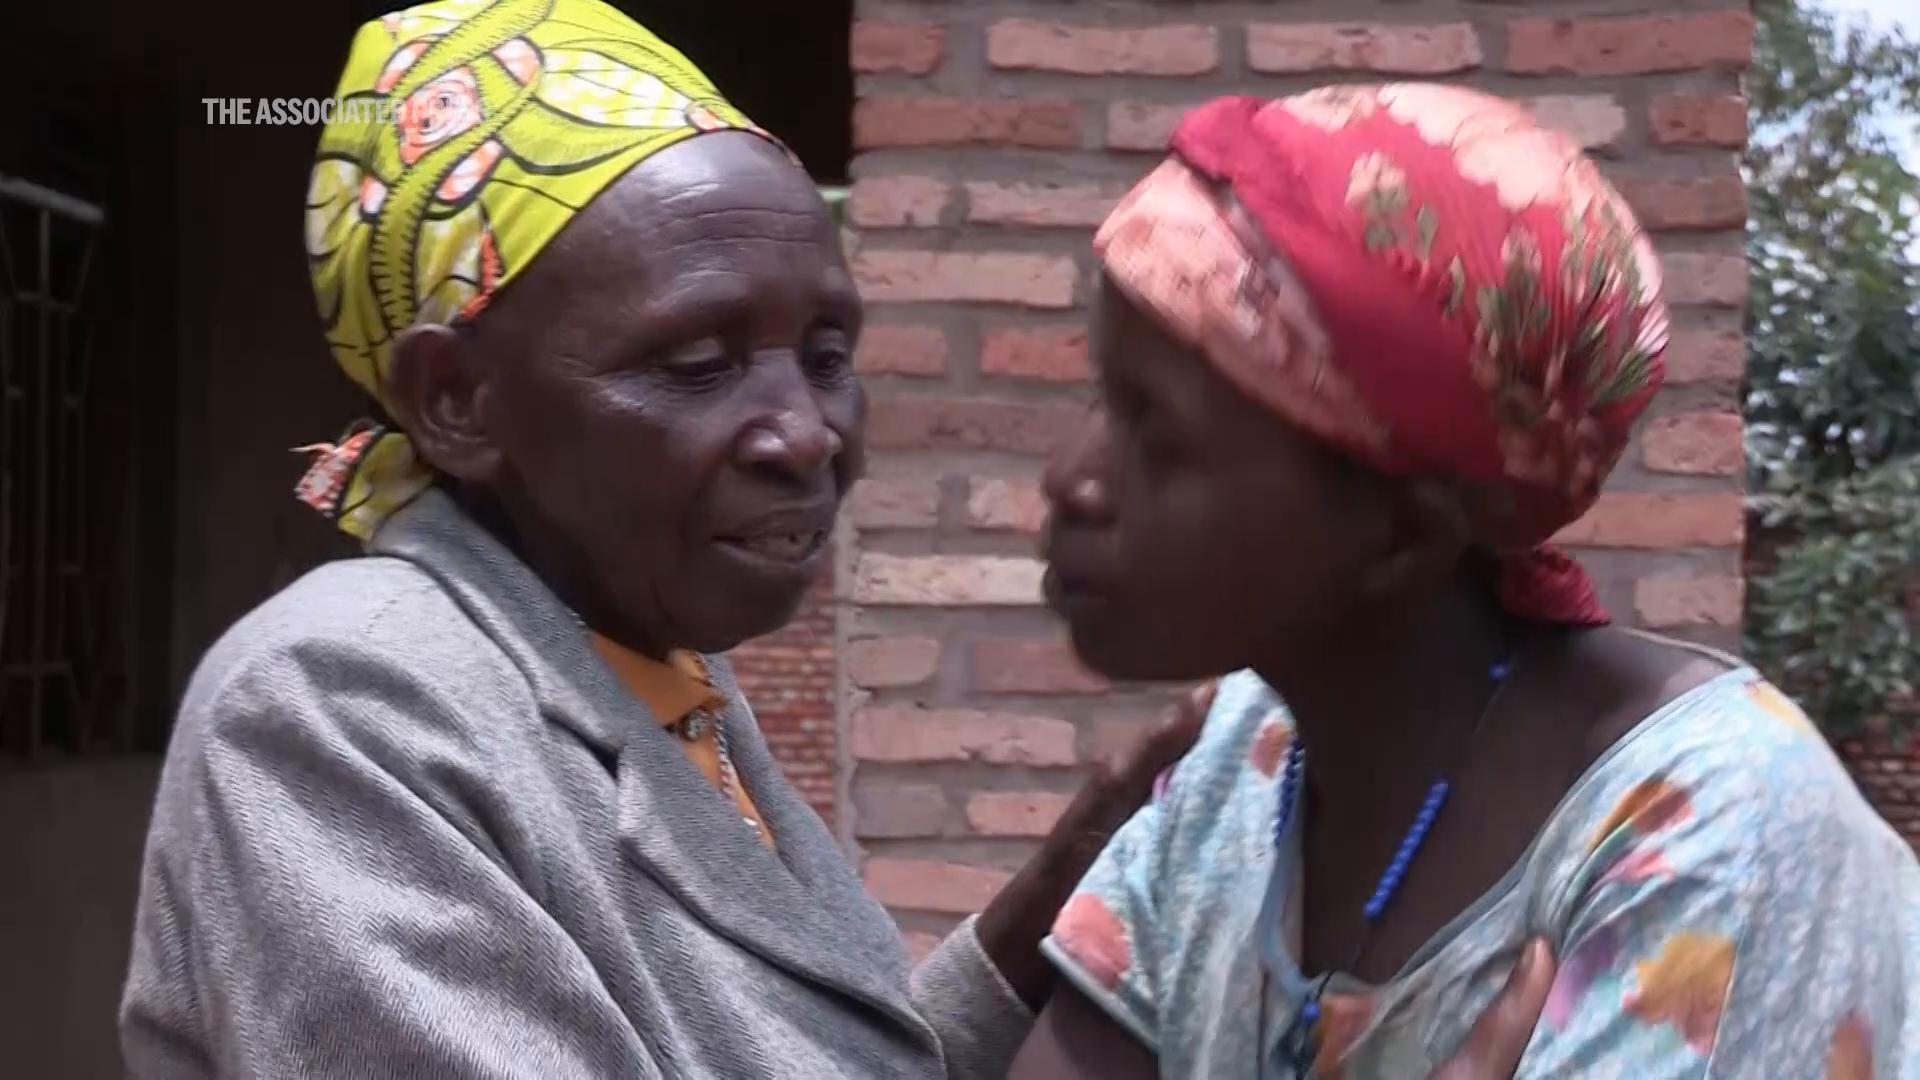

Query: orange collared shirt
left=589, top=635, right=775, bottom=850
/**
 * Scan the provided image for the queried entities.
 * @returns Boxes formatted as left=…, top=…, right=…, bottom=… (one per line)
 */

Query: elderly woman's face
left=1040, top=278, right=1391, bottom=680
left=403, top=132, right=864, bottom=655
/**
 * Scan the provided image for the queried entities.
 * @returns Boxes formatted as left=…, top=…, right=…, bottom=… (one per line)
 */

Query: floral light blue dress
left=1041, top=655, right=1920, bottom=1079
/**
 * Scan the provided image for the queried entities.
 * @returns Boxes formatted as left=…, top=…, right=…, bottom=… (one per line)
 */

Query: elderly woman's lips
left=716, top=528, right=828, bottom=564
left=713, top=503, right=836, bottom=566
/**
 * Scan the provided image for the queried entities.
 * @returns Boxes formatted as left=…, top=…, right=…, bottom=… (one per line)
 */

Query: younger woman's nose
left=1041, top=406, right=1115, bottom=524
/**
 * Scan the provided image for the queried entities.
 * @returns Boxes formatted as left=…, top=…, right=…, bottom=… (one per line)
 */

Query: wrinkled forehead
left=496, top=132, right=845, bottom=317
left=576, top=133, right=832, bottom=266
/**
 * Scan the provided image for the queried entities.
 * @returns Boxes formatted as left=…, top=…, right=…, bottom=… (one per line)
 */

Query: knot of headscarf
left=1095, top=85, right=1671, bottom=626
left=299, top=0, right=786, bottom=541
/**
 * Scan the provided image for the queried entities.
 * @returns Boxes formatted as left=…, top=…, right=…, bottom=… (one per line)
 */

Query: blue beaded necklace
left=1270, top=653, right=1515, bottom=1073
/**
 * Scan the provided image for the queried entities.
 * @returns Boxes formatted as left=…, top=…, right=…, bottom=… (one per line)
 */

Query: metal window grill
left=0, top=175, right=112, bottom=760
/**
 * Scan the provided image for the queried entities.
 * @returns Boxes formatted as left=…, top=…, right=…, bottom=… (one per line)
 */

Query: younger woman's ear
left=1358, top=479, right=1473, bottom=602
left=382, top=324, right=501, bottom=483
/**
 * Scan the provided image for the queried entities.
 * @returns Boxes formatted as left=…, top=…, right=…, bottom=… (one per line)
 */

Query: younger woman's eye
left=1140, top=423, right=1183, bottom=469
left=1104, top=378, right=1148, bottom=423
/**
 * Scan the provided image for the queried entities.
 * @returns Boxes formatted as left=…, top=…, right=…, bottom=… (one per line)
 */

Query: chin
left=686, top=576, right=814, bottom=655
left=1061, top=612, right=1229, bottom=684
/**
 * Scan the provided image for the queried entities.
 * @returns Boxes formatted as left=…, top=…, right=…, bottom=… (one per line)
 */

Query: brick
left=966, top=182, right=1119, bottom=229
left=1526, top=95, right=1627, bottom=153
left=847, top=635, right=942, bottom=689
left=731, top=577, right=838, bottom=828
left=1087, top=716, right=1156, bottom=768
left=1616, top=173, right=1747, bottom=231
left=853, top=782, right=949, bottom=838
left=966, top=792, right=1075, bottom=837
left=1247, top=23, right=1483, bottom=75
left=966, top=477, right=1048, bottom=533
left=865, top=858, right=1011, bottom=915
left=856, top=325, right=947, bottom=378
left=851, top=21, right=945, bottom=75
left=867, top=397, right=1084, bottom=456
left=1554, top=493, right=1744, bottom=549
left=852, top=251, right=1077, bottom=308
left=1661, top=254, right=1747, bottom=308
left=1663, top=326, right=1745, bottom=384
left=1643, top=411, right=1744, bottom=475
left=1107, top=102, right=1187, bottom=152
left=853, top=554, right=1045, bottom=606
left=973, top=638, right=1108, bottom=695
left=854, top=98, right=1083, bottom=150
left=849, top=478, right=939, bottom=529
left=902, top=931, right=943, bottom=964
left=851, top=706, right=1078, bottom=766
left=1506, top=13, right=1754, bottom=76
left=848, top=176, right=950, bottom=229
left=1634, top=575, right=1744, bottom=629
left=979, top=326, right=1092, bottom=382
left=1650, top=93, right=1748, bottom=147
left=988, top=19, right=1218, bottom=76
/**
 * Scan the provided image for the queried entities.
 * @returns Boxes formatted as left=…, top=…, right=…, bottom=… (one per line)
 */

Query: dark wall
left=0, top=760, right=160, bottom=1076
left=167, top=21, right=371, bottom=702
left=631, top=0, right=856, bottom=184
left=2, top=6, right=368, bottom=1070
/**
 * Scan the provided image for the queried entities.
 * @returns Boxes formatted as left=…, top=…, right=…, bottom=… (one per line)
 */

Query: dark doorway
left=629, top=0, right=856, bottom=185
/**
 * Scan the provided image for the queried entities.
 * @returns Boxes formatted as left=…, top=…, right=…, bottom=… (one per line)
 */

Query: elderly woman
left=1013, top=88, right=1920, bottom=1078
left=116, top=2, right=1210, bottom=1076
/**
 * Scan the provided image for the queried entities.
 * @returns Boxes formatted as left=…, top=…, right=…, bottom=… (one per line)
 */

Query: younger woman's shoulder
left=1173, top=669, right=1294, bottom=782
left=1532, top=665, right=1917, bottom=894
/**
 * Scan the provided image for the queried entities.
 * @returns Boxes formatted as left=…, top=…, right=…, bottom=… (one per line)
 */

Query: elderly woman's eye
left=657, top=338, right=733, bottom=385
left=803, top=328, right=853, bottom=381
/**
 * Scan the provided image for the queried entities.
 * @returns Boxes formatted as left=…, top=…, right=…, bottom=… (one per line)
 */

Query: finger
left=1041, top=684, right=1217, bottom=869
left=1431, top=938, right=1556, bottom=1080
left=1073, top=687, right=1214, bottom=834
left=1118, top=681, right=1216, bottom=784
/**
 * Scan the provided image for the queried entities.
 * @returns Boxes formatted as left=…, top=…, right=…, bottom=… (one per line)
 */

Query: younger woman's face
left=1040, top=276, right=1393, bottom=680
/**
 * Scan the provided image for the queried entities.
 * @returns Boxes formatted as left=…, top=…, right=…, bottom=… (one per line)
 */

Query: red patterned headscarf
left=1096, top=85, right=1670, bottom=626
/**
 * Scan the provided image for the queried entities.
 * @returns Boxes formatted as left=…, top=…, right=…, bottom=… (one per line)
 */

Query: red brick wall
left=844, top=2, right=1753, bottom=946
left=730, top=568, right=840, bottom=827
left=1833, top=577, right=1920, bottom=851
left=1842, top=737, right=1920, bottom=851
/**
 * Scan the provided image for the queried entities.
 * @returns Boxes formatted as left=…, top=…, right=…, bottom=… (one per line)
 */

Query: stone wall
left=840, top=1, right=1754, bottom=949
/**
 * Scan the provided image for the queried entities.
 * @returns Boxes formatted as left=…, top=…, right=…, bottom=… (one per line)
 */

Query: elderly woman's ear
left=384, top=323, right=502, bottom=484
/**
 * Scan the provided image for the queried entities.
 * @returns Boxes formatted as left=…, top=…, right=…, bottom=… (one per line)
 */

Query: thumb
left=1097, top=681, right=1214, bottom=800
left=1429, top=937, right=1556, bottom=1080
left=1047, top=682, right=1214, bottom=868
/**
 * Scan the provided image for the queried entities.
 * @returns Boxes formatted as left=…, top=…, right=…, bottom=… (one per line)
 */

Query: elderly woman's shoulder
left=174, top=555, right=531, bottom=753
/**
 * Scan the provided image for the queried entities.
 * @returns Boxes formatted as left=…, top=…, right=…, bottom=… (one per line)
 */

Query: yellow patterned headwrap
left=297, top=0, right=785, bottom=541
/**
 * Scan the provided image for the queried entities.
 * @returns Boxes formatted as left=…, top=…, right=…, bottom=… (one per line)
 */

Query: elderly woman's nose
left=1041, top=406, right=1114, bottom=522
left=737, top=400, right=843, bottom=482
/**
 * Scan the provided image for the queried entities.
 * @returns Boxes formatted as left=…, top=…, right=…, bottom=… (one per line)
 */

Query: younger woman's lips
left=1042, top=565, right=1112, bottom=612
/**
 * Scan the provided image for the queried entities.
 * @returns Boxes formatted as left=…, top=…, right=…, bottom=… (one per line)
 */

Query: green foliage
left=1747, top=457, right=1920, bottom=740
left=1744, top=0, right=1920, bottom=740
left=1746, top=0, right=1920, bottom=490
